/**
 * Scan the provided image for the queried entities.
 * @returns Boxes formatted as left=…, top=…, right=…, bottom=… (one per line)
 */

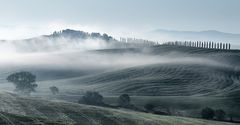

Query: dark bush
left=153, top=110, right=170, bottom=115
left=118, top=94, right=130, bottom=107
left=229, top=113, right=234, bottom=122
left=144, top=103, right=155, bottom=111
left=49, top=86, right=59, bottom=95
left=80, top=91, right=104, bottom=106
left=215, top=109, right=226, bottom=121
left=201, top=107, right=215, bottom=119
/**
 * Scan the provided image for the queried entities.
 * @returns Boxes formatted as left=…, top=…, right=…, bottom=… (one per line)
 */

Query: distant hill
left=0, top=29, right=121, bottom=52
left=0, top=29, right=156, bottom=52
left=147, top=29, right=240, bottom=49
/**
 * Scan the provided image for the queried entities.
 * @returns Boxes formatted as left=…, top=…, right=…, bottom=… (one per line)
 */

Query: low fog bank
left=0, top=49, right=238, bottom=85
left=0, top=50, right=239, bottom=97
left=0, top=49, right=237, bottom=72
left=0, top=36, right=239, bottom=75
left=0, top=37, right=111, bottom=53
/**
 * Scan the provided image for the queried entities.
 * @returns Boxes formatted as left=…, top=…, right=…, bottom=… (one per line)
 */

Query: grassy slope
left=104, top=96, right=240, bottom=118
left=0, top=92, right=239, bottom=125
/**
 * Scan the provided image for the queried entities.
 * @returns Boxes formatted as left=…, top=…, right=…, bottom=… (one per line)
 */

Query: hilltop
left=46, top=29, right=115, bottom=41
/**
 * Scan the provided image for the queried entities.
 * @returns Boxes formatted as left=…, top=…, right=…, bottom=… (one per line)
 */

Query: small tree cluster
left=201, top=107, right=215, bottom=119
left=201, top=107, right=226, bottom=121
left=215, top=109, right=226, bottom=121
left=80, top=91, right=104, bottom=105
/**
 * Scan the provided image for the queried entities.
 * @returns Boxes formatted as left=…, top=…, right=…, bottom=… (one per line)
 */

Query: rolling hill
left=38, top=45, right=240, bottom=97
left=64, top=64, right=239, bottom=96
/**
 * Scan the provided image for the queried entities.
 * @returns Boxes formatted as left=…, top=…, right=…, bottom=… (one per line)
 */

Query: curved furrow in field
left=72, top=63, right=239, bottom=96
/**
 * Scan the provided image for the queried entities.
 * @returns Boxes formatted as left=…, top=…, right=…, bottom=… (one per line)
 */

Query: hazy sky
left=0, top=0, right=239, bottom=39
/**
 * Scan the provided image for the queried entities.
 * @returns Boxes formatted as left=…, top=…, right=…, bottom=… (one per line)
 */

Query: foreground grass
left=0, top=105, right=239, bottom=125
left=0, top=92, right=239, bottom=125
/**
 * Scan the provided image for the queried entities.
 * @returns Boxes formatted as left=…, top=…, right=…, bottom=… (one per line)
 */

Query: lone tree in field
left=201, top=107, right=215, bottom=119
left=215, top=109, right=226, bottom=121
left=7, top=71, right=37, bottom=95
left=49, top=86, right=59, bottom=95
left=80, top=91, right=104, bottom=106
left=118, top=94, right=130, bottom=107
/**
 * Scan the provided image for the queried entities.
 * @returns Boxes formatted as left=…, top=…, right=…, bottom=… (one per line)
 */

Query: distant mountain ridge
left=152, top=29, right=240, bottom=37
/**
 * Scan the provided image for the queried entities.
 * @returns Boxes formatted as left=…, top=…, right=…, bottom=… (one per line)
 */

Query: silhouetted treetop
left=49, top=29, right=114, bottom=41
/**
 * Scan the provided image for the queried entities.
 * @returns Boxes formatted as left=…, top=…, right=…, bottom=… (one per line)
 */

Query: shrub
left=49, top=86, right=59, bottom=95
left=118, top=94, right=130, bottom=107
left=144, top=103, right=155, bottom=111
left=80, top=91, right=104, bottom=105
left=215, top=109, right=225, bottom=121
left=201, top=107, right=215, bottom=119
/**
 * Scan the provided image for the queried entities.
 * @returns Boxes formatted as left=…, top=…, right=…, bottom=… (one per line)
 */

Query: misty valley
left=0, top=29, right=239, bottom=125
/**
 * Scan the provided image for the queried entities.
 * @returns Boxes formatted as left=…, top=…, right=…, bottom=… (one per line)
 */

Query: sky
left=0, top=0, right=240, bottom=40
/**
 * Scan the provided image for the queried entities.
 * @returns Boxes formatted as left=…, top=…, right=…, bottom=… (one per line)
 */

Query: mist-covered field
left=0, top=30, right=240, bottom=125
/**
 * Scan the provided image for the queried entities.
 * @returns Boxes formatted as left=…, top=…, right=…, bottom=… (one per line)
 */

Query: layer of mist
left=0, top=34, right=239, bottom=97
